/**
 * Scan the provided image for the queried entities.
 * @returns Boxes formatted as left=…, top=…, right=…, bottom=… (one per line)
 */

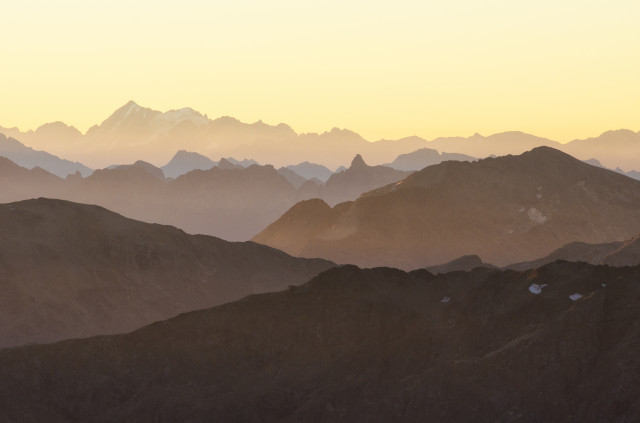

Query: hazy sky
left=2, top=0, right=638, bottom=141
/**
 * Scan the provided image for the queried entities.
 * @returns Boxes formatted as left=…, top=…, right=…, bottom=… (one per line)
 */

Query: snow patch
left=529, top=283, right=547, bottom=295
left=569, top=293, right=583, bottom=301
left=528, top=207, right=547, bottom=224
left=601, top=283, right=606, bottom=287
left=440, top=296, right=451, bottom=303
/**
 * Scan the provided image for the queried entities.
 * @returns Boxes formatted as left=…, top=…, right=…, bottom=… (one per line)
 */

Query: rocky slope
left=0, top=262, right=637, bottom=422
left=0, top=198, right=333, bottom=348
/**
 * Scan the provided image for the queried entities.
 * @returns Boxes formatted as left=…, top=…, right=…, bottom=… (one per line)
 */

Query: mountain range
left=3, top=101, right=639, bottom=171
left=0, top=198, right=332, bottom=348
left=0, top=262, right=637, bottom=421
left=0, top=133, right=92, bottom=177
left=253, top=147, right=640, bottom=269
left=0, top=150, right=417, bottom=240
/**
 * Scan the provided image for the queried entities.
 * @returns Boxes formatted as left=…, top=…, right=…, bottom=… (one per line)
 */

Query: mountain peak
left=217, top=158, right=239, bottom=170
left=350, top=154, right=367, bottom=169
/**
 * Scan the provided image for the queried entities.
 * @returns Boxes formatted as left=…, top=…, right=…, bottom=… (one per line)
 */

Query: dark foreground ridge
left=0, top=261, right=638, bottom=422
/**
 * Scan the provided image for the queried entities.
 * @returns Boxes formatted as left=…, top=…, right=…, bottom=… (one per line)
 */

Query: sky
left=1, top=0, right=639, bottom=142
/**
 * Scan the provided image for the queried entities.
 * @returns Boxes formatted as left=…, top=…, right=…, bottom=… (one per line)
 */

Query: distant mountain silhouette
left=0, top=133, right=92, bottom=177
left=426, top=131, right=561, bottom=158
left=277, top=167, right=308, bottom=188
left=161, top=150, right=216, bottom=178
left=0, top=198, right=333, bottom=348
left=426, top=255, right=495, bottom=274
left=62, top=162, right=301, bottom=241
left=321, top=154, right=411, bottom=206
left=563, top=129, right=640, bottom=171
left=386, top=147, right=477, bottom=171
left=0, top=153, right=407, bottom=241
left=285, top=161, right=334, bottom=182
left=0, top=156, right=65, bottom=202
left=4, top=102, right=639, bottom=171
left=254, top=147, right=640, bottom=269
left=1, top=262, right=638, bottom=421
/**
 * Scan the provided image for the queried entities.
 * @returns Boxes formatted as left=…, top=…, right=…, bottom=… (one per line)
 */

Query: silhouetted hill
left=0, top=198, right=333, bottom=348
left=254, top=147, right=640, bottom=269
left=0, top=262, right=638, bottom=421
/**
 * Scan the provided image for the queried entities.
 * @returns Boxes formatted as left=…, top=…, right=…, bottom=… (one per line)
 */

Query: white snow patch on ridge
left=529, top=283, right=547, bottom=295
left=569, top=293, right=583, bottom=301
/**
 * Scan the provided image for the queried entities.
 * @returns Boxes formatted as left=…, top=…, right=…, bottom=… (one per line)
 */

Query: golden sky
left=1, top=0, right=638, bottom=142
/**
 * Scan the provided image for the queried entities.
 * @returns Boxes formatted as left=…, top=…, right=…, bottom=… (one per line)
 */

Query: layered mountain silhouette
left=426, top=131, right=561, bottom=159
left=320, top=154, right=412, bottom=206
left=0, top=262, right=638, bottom=421
left=161, top=150, right=216, bottom=178
left=0, top=133, right=92, bottom=177
left=0, top=198, right=332, bottom=348
left=253, top=147, right=640, bottom=269
left=61, top=162, right=304, bottom=241
left=3, top=101, right=639, bottom=171
left=285, top=161, right=334, bottom=182
left=386, top=147, right=477, bottom=171
left=0, top=148, right=417, bottom=240
left=160, top=150, right=259, bottom=178
left=563, top=129, right=640, bottom=172
left=0, top=157, right=65, bottom=203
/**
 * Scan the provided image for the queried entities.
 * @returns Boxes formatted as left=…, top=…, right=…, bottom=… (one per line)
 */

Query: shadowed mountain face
left=507, top=234, right=640, bottom=271
left=253, top=147, right=640, bottom=269
left=0, top=198, right=333, bottom=348
left=0, top=262, right=638, bottom=422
